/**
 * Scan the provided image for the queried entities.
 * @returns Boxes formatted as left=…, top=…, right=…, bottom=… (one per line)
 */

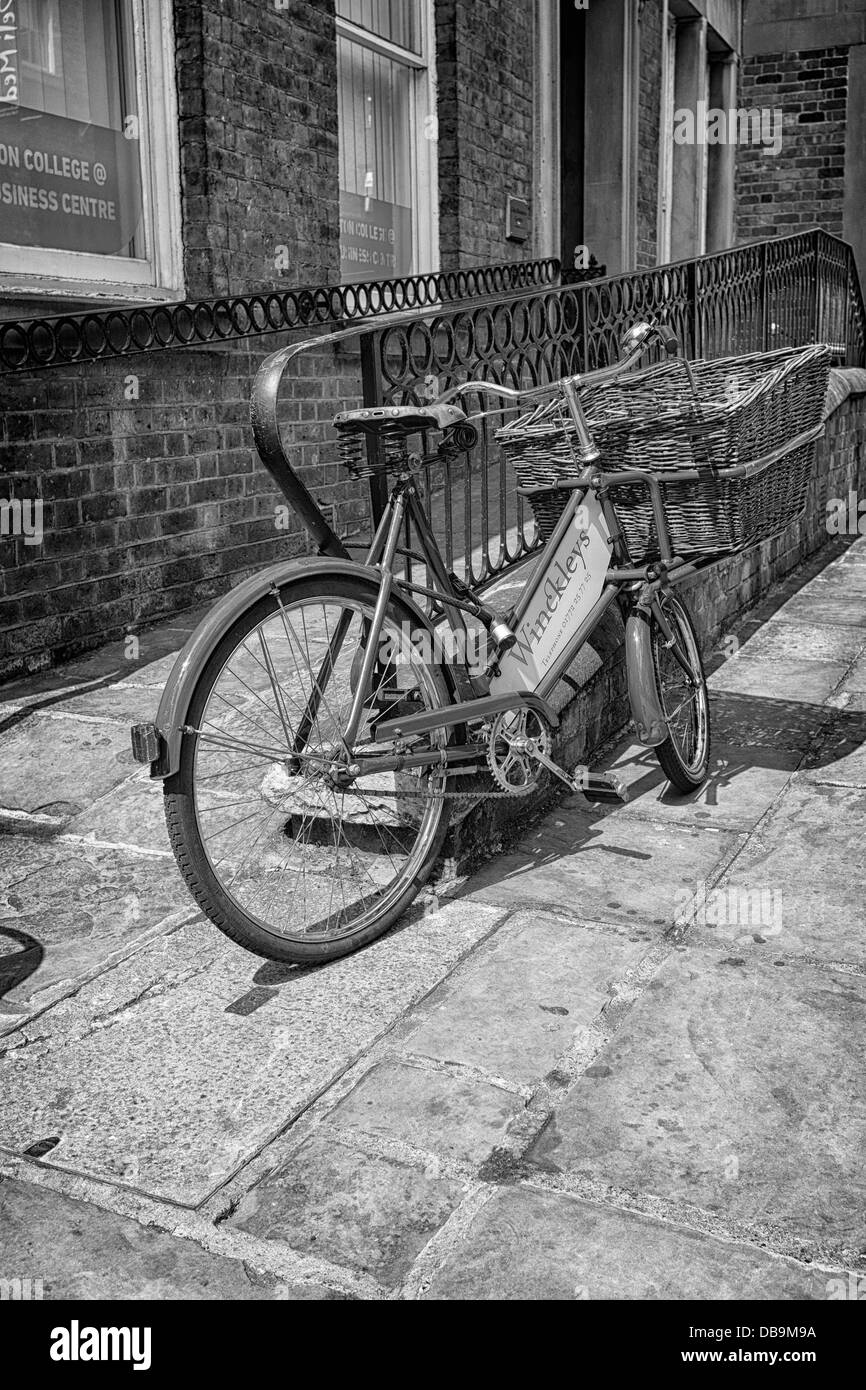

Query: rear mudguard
left=148, top=557, right=462, bottom=780
left=624, top=607, right=668, bottom=748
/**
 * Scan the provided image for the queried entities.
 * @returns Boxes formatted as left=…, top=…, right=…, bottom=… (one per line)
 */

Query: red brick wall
left=736, top=47, right=849, bottom=243
left=435, top=0, right=535, bottom=268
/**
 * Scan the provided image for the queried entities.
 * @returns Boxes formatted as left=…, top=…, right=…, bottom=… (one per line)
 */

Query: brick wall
left=0, top=338, right=367, bottom=682
left=636, top=0, right=663, bottom=270
left=0, top=0, right=553, bottom=683
left=435, top=0, right=535, bottom=268
left=736, top=47, right=849, bottom=243
left=0, top=0, right=356, bottom=684
left=174, top=0, right=340, bottom=298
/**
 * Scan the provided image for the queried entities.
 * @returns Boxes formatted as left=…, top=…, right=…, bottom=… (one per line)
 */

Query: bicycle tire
left=650, top=592, right=711, bottom=793
left=163, top=574, right=455, bottom=964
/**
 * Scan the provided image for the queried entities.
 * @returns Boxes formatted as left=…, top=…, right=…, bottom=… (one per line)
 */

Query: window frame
left=658, top=8, right=677, bottom=264
left=0, top=0, right=183, bottom=304
left=335, top=1, right=439, bottom=282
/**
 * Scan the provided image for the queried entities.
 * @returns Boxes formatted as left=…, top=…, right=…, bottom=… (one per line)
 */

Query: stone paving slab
left=325, top=1059, right=522, bottom=1164
left=801, top=708, right=866, bottom=787
left=55, top=684, right=163, bottom=724
left=837, top=654, right=866, bottom=693
left=826, top=538, right=866, bottom=566
left=736, top=619, right=866, bottom=665
left=709, top=691, right=830, bottom=753
left=0, top=612, right=202, bottom=708
left=0, top=1175, right=342, bottom=1300
left=424, top=1185, right=838, bottom=1300
left=117, top=654, right=183, bottom=688
left=63, top=776, right=172, bottom=856
left=827, top=690, right=866, bottom=713
left=813, top=565, right=866, bottom=594
left=0, top=836, right=191, bottom=1028
left=525, top=949, right=866, bottom=1266
left=808, top=704, right=866, bottom=751
left=0, top=714, right=135, bottom=822
left=403, top=910, right=655, bottom=1085
left=595, top=741, right=799, bottom=832
left=230, top=1131, right=465, bottom=1287
left=465, top=808, right=736, bottom=930
left=0, top=904, right=504, bottom=1205
left=707, top=656, right=847, bottom=703
left=766, top=591, right=866, bottom=628
left=691, top=781, right=866, bottom=965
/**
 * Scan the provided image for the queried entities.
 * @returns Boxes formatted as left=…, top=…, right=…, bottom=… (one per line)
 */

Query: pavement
left=1, top=537, right=865, bottom=1300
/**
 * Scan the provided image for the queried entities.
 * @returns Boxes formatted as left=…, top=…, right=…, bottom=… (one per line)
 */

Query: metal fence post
left=686, top=260, right=700, bottom=358
left=359, top=329, right=389, bottom=526
left=813, top=230, right=823, bottom=345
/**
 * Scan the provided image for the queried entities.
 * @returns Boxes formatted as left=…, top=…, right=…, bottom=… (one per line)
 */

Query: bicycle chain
left=305, top=710, right=554, bottom=806
left=342, top=781, right=535, bottom=805
left=336, top=749, right=545, bottom=805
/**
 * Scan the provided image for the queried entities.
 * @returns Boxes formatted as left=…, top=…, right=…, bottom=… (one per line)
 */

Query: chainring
left=486, top=707, right=553, bottom=796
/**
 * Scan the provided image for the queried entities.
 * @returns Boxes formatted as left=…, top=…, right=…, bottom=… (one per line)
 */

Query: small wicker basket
left=497, top=343, right=832, bottom=559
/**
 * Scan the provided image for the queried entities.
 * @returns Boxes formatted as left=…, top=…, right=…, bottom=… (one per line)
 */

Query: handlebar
left=435, top=320, right=680, bottom=410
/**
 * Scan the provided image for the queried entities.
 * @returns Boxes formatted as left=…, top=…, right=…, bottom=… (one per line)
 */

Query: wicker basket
left=609, top=435, right=820, bottom=562
left=498, top=343, right=832, bottom=557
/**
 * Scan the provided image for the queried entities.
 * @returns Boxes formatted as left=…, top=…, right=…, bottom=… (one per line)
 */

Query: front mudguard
left=624, top=607, right=668, bottom=748
left=147, top=557, right=460, bottom=779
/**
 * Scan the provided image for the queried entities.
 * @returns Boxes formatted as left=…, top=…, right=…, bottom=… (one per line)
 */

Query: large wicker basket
left=498, top=343, right=831, bottom=559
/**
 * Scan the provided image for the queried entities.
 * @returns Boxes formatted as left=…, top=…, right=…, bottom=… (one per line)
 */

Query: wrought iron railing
left=345, top=229, right=865, bottom=588
left=0, top=258, right=559, bottom=373
left=3, top=228, right=862, bottom=599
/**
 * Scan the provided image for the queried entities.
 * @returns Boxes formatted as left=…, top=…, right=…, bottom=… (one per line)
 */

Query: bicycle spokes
left=185, top=595, right=447, bottom=941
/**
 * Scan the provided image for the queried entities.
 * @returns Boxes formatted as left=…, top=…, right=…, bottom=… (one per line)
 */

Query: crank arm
left=524, top=741, right=586, bottom=793
left=525, top=742, right=629, bottom=803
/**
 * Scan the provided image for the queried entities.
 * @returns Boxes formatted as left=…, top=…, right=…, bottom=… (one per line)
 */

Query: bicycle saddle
left=332, top=403, right=467, bottom=434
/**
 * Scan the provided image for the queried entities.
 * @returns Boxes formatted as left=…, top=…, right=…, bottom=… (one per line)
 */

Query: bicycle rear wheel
left=649, top=592, right=711, bottom=793
left=164, top=574, right=454, bottom=964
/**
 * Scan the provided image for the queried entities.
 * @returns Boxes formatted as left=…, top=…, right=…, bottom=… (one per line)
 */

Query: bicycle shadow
left=446, top=687, right=866, bottom=888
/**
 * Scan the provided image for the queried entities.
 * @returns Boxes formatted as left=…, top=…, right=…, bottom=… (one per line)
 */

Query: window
left=0, top=0, right=182, bottom=301
left=336, top=0, right=438, bottom=284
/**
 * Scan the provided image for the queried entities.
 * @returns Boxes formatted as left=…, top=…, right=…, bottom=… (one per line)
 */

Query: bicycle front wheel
left=649, top=592, right=711, bottom=793
left=164, top=575, right=454, bottom=964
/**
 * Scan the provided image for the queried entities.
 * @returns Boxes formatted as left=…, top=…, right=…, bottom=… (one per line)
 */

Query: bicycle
left=131, top=319, right=711, bottom=964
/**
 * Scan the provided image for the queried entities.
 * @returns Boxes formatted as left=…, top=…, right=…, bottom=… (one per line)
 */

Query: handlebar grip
left=657, top=324, right=680, bottom=356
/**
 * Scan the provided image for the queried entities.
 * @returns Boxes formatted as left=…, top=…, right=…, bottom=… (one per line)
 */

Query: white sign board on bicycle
left=490, top=492, right=613, bottom=696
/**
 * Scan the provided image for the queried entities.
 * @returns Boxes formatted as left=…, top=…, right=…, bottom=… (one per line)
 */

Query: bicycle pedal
left=579, top=770, right=630, bottom=804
